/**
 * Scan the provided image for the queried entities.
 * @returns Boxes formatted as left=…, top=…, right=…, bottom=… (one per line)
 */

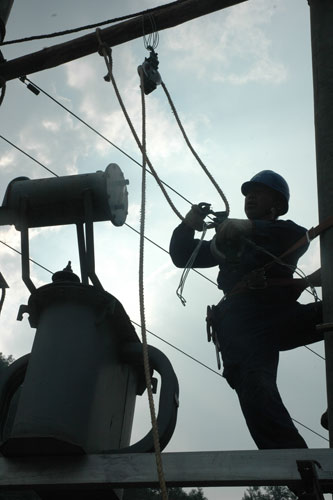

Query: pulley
left=138, top=47, right=161, bottom=95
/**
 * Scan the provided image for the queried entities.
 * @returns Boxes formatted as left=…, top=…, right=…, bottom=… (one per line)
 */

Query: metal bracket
left=76, top=189, right=104, bottom=290
left=297, top=460, right=325, bottom=500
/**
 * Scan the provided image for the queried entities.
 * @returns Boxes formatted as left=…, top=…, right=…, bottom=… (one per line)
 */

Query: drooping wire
left=176, top=223, right=208, bottom=305
left=142, top=13, right=159, bottom=50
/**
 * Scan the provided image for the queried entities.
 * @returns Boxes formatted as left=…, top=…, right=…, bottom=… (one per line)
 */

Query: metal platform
left=0, top=449, right=333, bottom=498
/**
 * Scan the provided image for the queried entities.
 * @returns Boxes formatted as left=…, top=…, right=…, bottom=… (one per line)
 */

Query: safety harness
left=206, top=215, right=333, bottom=370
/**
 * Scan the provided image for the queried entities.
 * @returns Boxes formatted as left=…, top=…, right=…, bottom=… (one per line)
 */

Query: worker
left=170, top=170, right=323, bottom=449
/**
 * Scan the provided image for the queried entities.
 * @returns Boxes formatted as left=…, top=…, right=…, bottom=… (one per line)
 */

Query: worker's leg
left=228, top=357, right=307, bottom=449
left=278, top=301, right=323, bottom=351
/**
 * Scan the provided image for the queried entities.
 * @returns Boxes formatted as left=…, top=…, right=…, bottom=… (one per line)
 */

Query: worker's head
left=241, top=170, right=289, bottom=220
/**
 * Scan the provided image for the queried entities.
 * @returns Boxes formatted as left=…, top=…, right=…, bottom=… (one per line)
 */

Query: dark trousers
left=230, top=357, right=307, bottom=449
left=216, top=296, right=322, bottom=449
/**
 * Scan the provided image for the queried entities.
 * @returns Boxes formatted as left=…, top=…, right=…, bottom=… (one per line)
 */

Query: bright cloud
left=165, top=0, right=287, bottom=85
left=0, top=150, right=16, bottom=169
left=42, top=120, right=60, bottom=132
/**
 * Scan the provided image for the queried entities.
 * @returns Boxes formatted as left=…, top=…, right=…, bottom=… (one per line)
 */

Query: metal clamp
left=297, top=460, right=325, bottom=500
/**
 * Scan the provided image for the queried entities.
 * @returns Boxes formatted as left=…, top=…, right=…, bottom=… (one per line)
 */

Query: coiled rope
left=97, top=29, right=169, bottom=500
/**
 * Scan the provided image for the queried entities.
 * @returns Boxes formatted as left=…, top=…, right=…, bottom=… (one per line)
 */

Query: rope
left=97, top=30, right=169, bottom=497
left=96, top=29, right=183, bottom=222
left=161, top=81, right=230, bottom=216
left=138, top=66, right=168, bottom=500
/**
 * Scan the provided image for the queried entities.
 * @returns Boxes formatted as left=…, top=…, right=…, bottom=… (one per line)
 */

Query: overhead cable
left=0, top=135, right=59, bottom=177
left=125, top=222, right=217, bottom=287
left=24, top=77, right=193, bottom=206
left=0, top=0, right=186, bottom=46
left=0, top=240, right=53, bottom=274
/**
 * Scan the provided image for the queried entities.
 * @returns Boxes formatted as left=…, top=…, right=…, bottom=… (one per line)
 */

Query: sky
left=0, top=0, right=328, bottom=499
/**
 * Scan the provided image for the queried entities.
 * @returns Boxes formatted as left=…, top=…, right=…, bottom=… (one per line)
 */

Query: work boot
left=321, top=409, right=328, bottom=430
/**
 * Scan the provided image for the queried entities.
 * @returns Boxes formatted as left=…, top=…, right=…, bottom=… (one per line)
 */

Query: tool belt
left=227, top=268, right=307, bottom=298
left=205, top=269, right=309, bottom=370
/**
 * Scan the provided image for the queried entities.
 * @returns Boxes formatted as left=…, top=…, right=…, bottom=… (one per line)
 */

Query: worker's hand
left=215, top=219, right=252, bottom=248
left=183, top=205, right=207, bottom=231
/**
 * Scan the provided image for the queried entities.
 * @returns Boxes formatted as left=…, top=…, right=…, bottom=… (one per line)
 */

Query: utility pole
left=0, top=0, right=247, bottom=83
left=308, top=0, right=333, bottom=446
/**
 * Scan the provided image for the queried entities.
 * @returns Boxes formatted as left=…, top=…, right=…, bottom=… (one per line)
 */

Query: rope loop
left=96, top=28, right=112, bottom=59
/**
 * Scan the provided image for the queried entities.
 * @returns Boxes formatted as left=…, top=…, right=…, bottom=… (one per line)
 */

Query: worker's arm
left=169, top=222, right=218, bottom=268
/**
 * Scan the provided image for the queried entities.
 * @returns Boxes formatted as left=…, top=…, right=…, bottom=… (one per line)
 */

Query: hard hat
left=241, top=170, right=290, bottom=215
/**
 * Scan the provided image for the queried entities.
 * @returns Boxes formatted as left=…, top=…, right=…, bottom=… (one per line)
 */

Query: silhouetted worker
left=170, top=170, right=323, bottom=449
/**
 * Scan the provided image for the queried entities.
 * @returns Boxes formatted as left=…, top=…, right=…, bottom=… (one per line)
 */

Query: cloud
left=42, top=120, right=60, bottom=132
left=64, top=48, right=202, bottom=169
left=66, top=59, right=96, bottom=90
left=0, top=150, right=16, bottom=170
left=165, top=0, right=287, bottom=85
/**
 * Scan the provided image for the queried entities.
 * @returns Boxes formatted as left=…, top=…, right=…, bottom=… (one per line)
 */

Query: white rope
left=161, top=81, right=230, bottom=216
left=96, top=30, right=168, bottom=499
left=138, top=65, right=169, bottom=500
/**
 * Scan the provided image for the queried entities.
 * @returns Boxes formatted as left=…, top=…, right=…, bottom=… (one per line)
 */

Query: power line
left=0, top=135, right=59, bottom=177
left=0, top=0, right=186, bottom=46
left=125, top=222, right=217, bottom=288
left=0, top=240, right=53, bottom=274
left=304, top=345, right=325, bottom=361
left=24, top=77, right=193, bottom=206
left=292, top=418, right=328, bottom=442
left=131, top=320, right=222, bottom=378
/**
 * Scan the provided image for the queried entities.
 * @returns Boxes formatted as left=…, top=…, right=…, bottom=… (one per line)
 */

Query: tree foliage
left=123, top=487, right=207, bottom=500
left=0, top=352, right=14, bottom=367
left=242, top=486, right=297, bottom=500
